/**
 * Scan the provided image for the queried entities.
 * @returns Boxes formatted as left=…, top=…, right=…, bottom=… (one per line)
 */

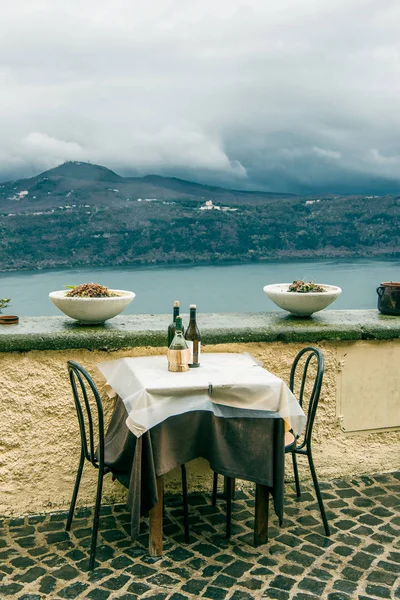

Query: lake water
left=0, top=258, right=398, bottom=317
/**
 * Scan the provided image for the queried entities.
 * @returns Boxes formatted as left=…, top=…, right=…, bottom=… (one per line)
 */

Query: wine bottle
left=185, top=304, right=201, bottom=368
left=167, top=300, right=180, bottom=347
left=168, top=316, right=190, bottom=372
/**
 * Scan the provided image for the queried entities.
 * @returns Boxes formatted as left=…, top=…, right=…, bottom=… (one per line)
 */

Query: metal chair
left=65, top=360, right=190, bottom=569
left=285, top=346, right=330, bottom=536
left=65, top=360, right=112, bottom=570
left=211, top=346, right=330, bottom=538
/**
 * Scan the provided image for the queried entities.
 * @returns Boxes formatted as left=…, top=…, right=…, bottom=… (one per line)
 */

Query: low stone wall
left=1, top=311, right=399, bottom=517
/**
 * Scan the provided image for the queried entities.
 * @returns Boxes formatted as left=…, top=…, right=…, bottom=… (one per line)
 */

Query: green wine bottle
left=185, top=304, right=201, bottom=368
left=167, top=300, right=180, bottom=347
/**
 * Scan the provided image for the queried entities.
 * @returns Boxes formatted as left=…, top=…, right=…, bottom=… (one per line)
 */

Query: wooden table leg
left=254, top=484, right=269, bottom=546
left=149, top=475, right=163, bottom=556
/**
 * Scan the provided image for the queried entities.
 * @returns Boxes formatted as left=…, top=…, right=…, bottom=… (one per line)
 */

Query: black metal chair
left=284, top=346, right=330, bottom=536
left=65, top=360, right=190, bottom=570
left=211, top=346, right=330, bottom=538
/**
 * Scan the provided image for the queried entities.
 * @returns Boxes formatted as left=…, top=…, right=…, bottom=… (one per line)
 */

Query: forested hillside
left=0, top=162, right=399, bottom=271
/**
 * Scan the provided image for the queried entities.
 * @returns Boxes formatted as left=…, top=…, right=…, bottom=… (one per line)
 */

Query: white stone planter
left=263, top=283, right=342, bottom=317
left=49, top=290, right=135, bottom=324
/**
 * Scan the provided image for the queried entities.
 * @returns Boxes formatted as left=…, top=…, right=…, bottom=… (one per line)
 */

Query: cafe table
left=97, top=353, right=306, bottom=556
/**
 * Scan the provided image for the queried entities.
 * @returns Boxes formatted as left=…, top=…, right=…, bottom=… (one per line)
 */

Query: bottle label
left=167, top=348, right=190, bottom=372
left=187, top=340, right=201, bottom=365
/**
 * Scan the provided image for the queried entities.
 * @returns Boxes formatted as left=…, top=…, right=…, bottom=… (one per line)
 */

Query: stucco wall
left=1, top=341, right=399, bottom=517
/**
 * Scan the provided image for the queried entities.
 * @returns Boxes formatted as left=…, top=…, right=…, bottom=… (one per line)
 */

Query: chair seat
left=285, top=431, right=296, bottom=450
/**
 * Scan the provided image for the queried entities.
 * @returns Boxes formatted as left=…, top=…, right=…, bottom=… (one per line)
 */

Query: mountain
left=0, top=161, right=399, bottom=272
left=0, top=161, right=294, bottom=213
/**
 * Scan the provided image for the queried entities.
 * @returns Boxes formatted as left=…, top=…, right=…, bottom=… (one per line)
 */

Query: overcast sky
left=1, top=0, right=400, bottom=193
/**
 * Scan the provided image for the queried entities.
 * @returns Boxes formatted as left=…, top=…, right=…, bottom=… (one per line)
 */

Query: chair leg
left=212, top=472, right=218, bottom=506
left=66, top=451, right=84, bottom=531
left=89, top=469, right=105, bottom=570
left=224, top=477, right=236, bottom=500
left=292, top=452, right=301, bottom=498
left=307, top=451, right=331, bottom=537
left=226, top=477, right=233, bottom=539
left=181, top=465, right=190, bottom=544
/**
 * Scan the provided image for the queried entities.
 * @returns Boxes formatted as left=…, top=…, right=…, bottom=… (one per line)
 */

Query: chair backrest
left=67, top=360, right=105, bottom=469
left=289, top=346, right=324, bottom=449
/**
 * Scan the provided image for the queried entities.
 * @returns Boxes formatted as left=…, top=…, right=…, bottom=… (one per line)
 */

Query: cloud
left=0, top=0, right=400, bottom=193
left=312, top=147, right=342, bottom=160
left=369, top=148, right=400, bottom=166
left=1, top=128, right=246, bottom=182
left=21, top=132, right=85, bottom=163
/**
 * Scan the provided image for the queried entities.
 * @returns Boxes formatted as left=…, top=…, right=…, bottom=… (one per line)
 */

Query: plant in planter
left=49, top=282, right=135, bottom=324
left=65, top=283, right=118, bottom=298
left=288, top=280, right=326, bottom=293
left=263, top=279, right=342, bottom=317
left=0, top=297, right=18, bottom=325
left=0, top=298, right=11, bottom=313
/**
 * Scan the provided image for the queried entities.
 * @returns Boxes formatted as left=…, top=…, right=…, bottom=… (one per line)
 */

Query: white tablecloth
left=97, top=353, right=306, bottom=437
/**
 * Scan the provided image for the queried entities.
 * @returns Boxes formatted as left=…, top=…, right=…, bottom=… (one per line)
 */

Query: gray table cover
left=104, top=397, right=285, bottom=539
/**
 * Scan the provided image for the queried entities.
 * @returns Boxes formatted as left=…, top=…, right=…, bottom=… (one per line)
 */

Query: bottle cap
left=174, top=300, right=179, bottom=307
left=190, top=304, right=196, bottom=309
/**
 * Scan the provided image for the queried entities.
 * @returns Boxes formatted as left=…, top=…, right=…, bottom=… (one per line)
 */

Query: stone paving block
left=38, top=574, right=57, bottom=594
left=333, top=545, right=353, bottom=557
left=349, top=550, right=376, bottom=569
left=270, top=575, right=297, bottom=591
left=365, top=583, right=392, bottom=598
left=58, top=581, right=89, bottom=598
left=366, top=568, right=397, bottom=586
left=51, top=564, right=80, bottom=581
left=16, top=536, right=36, bottom=548
left=377, top=559, right=400, bottom=573
left=230, top=591, right=254, bottom=600
left=101, top=573, right=130, bottom=590
left=13, top=566, right=46, bottom=583
left=332, top=579, right=357, bottom=594
left=127, top=581, right=151, bottom=594
left=85, top=589, right=111, bottom=600
left=240, top=577, right=263, bottom=590
left=87, top=567, right=113, bottom=583
left=301, top=543, right=325, bottom=557
left=341, top=566, right=363, bottom=582
left=10, top=556, right=36, bottom=569
left=280, top=564, right=304, bottom=576
left=222, top=559, right=251, bottom=578
left=263, top=589, right=290, bottom=600
left=297, top=577, right=326, bottom=595
left=0, top=582, right=24, bottom=596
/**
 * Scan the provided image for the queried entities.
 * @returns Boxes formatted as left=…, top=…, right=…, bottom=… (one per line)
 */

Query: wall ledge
left=1, top=309, right=400, bottom=352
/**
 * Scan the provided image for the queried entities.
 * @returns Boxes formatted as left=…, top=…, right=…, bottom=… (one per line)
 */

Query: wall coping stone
left=0, top=310, right=400, bottom=352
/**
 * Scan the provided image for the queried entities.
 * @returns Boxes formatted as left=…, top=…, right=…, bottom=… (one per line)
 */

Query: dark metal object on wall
left=377, top=282, right=400, bottom=315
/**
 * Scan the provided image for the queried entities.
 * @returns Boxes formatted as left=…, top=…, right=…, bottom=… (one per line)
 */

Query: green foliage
left=0, top=298, right=11, bottom=313
left=288, top=281, right=326, bottom=293
left=0, top=185, right=399, bottom=270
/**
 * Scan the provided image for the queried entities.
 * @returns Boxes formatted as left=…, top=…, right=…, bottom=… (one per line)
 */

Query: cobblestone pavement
left=0, top=472, right=399, bottom=600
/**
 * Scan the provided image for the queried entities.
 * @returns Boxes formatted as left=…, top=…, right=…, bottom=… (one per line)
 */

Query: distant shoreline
left=1, top=252, right=400, bottom=276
